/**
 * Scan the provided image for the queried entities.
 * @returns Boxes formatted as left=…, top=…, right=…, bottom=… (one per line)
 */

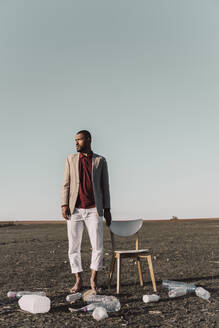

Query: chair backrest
left=110, top=219, right=143, bottom=237
left=110, top=219, right=143, bottom=252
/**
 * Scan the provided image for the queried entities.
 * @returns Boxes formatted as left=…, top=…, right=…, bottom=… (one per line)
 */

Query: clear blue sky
left=1, top=0, right=219, bottom=220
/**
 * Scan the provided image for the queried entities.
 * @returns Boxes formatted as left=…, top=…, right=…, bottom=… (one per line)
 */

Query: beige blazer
left=61, top=153, right=111, bottom=217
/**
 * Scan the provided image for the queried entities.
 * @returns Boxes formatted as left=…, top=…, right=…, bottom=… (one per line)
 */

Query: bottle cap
left=7, top=291, right=16, bottom=298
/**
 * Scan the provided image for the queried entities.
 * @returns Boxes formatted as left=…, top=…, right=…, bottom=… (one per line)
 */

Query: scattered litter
left=168, top=287, right=187, bottom=298
left=162, top=280, right=211, bottom=302
left=195, top=287, right=211, bottom=301
left=92, top=306, right=108, bottom=321
left=18, top=295, right=51, bottom=314
left=84, top=294, right=121, bottom=311
left=69, top=294, right=121, bottom=313
left=162, top=280, right=196, bottom=293
left=7, top=290, right=46, bottom=299
left=143, top=294, right=160, bottom=303
left=66, top=293, right=82, bottom=302
left=82, top=289, right=96, bottom=301
left=69, top=303, right=97, bottom=312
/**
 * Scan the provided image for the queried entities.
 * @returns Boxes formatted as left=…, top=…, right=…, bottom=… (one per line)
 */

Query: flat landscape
left=0, top=220, right=219, bottom=327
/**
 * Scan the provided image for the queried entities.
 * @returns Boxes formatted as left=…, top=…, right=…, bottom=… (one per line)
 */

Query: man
left=61, top=130, right=111, bottom=293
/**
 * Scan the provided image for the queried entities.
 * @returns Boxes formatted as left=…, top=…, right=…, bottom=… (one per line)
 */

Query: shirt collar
left=80, top=151, right=93, bottom=159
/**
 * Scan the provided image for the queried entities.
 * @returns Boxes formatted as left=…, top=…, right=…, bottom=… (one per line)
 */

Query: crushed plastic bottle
left=85, top=295, right=120, bottom=312
left=69, top=303, right=98, bottom=312
left=69, top=296, right=121, bottom=313
left=92, top=306, right=108, bottom=321
left=82, top=289, right=96, bottom=301
left=18, top=295, right=51, bottom=313
left=7, top=291, right=46, bottom=299
left=162, top=280, right=196, bottom=293
left=142, top=294, right=160, bottom=303
left=168, top=287, right=187, bottom=298
left=195, top=287, right=210, bottom=301
left=66, top=293, right=82, bottom=302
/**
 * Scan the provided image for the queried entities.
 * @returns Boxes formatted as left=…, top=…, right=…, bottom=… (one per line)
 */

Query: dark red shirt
left=75, top=152, right=96, bottom=209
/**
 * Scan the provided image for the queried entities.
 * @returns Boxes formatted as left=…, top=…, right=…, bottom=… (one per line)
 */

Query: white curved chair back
left=110, top=219, right=143, bottom=237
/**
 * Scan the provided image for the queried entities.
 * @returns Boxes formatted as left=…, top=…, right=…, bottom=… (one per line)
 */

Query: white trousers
left=67, top=207, right=104, bottom=273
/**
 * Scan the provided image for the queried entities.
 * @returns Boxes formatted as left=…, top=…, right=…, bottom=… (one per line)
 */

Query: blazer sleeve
left=61, top=157, right=70, bottom=206
left=101, top=158, right=111, bottom=209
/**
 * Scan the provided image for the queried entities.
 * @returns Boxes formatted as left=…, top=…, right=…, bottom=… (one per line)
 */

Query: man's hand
left=62, top=205, right=71, bottom=220
left=104, top=208, right=111, bottom=227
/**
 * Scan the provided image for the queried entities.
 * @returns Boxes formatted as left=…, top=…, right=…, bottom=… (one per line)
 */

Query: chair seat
left=114, top=249, right=149, bottom=254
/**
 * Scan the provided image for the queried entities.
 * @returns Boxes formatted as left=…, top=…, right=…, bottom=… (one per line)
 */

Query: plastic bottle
left=162, top=280, right=196, bottom=293
left=195, top=287, right=210, bottom=301
left=168, top=287, right=187, bottom=298
left=18, top=295, right=51, bottom=314
left=142, top=294, right=160, bottom=303
left=85, top=295, right=121, bottom=312
left=70, top=297, right=121, bottom=313
left=89, top=295, right=121, bottom=312
left=66, top=293, right=82, bottom=302
left=92, top=306, right=108, bottom=321
left=7, top=291, right=46, bottom=299
left=69, top=303, right=98, bottom=312
left=85, top=294, right=116, bottom=304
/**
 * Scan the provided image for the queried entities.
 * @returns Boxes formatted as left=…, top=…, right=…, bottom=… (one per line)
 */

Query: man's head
left=75, top=130, right=92, bottom=153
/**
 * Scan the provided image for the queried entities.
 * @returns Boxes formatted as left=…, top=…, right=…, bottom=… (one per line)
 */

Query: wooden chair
left=108, top=219, right=157, bottom=294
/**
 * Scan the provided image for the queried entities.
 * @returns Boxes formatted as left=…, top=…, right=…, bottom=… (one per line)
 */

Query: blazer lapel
left=92, top=153, right=101, bottom=180
left=70, top=154, right=80, bottom=183
left=92, top=153, right=96, bottom=180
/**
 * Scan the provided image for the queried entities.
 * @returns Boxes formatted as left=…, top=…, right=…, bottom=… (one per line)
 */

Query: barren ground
left=0, top=220, right=219, bottom=327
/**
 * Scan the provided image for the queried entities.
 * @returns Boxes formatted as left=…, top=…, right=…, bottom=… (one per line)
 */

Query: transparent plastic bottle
left=143, top=294, right=160, bottom=303
left=7, top=290, right=46, bottom=299
left=85, top=295, right=115, bottom=304
left=70, top=297, right=121, bottom=313
left=18, top=295, right=51, bottom=313
left=195, top=287, right=210, bottom=301
left=92, top=306, right=108, bottom=321
left=66, top=293, right=82, bottom=302
left=69, top=303, right=99, bottom=312
left=168, top=287, right=187, bottom=298
left=85, top=295, right=121, bottom=312
left=162, top=280, right=196, bottom=293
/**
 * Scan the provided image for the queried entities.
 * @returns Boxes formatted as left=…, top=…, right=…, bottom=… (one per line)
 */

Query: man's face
left=75, top=133, right=90, bottom=152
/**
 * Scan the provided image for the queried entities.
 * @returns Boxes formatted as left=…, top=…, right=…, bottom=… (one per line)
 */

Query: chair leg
left=146, top=255, right=157, bottom=292
left=116, top=254, right=121, bottom=294
left=137, top=257, right=143, bottom=286
left=108, top=255, right=116, bottom=287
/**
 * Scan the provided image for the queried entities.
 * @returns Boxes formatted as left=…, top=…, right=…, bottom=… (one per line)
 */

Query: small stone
left=149, top=310, right=162, bottom=315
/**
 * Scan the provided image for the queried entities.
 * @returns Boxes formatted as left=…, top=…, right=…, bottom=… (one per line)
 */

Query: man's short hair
left=77, top=130, right=92, bottom=140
